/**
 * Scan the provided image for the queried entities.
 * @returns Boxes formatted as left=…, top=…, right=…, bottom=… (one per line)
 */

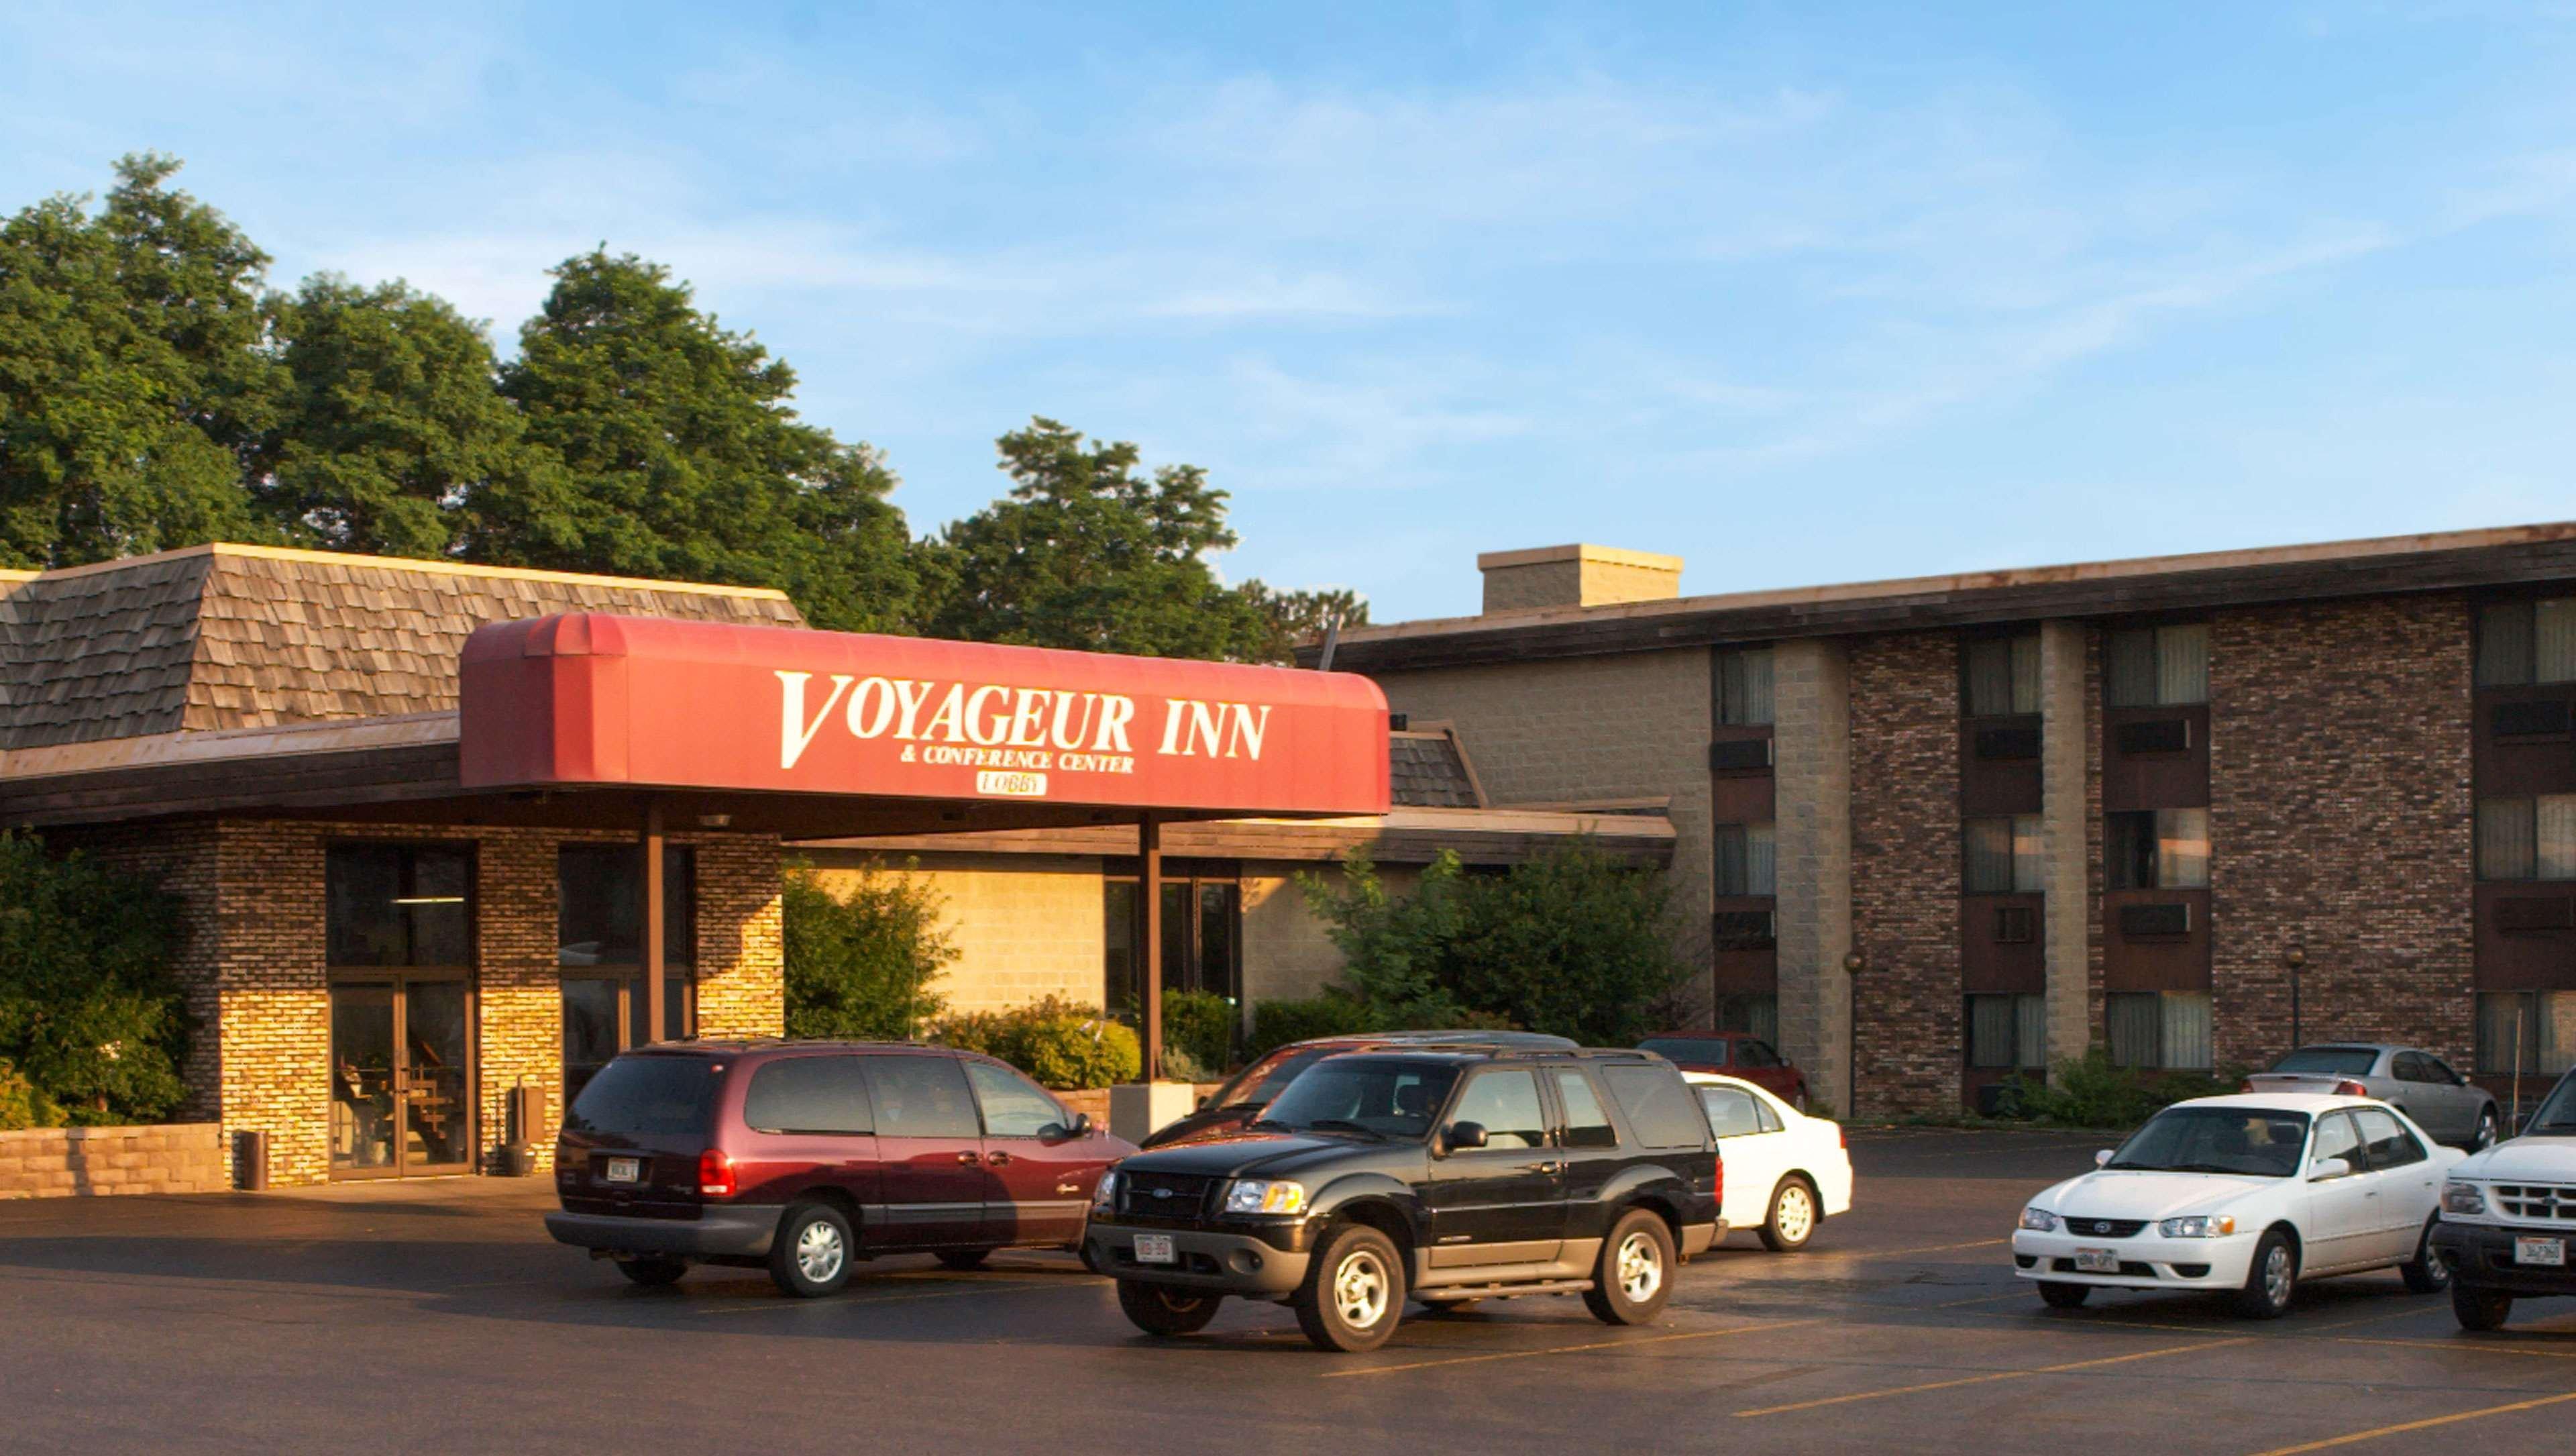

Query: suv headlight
left=2019, top=1206, right=2059, bottom=1233
left=2157, top=1215, right=2237, bottom=1239
left=1223, top=1178, right=1307, bottom=1216
left=1091, top=1170, right=1119, bottom=1210
left=2443, top=1180, right=2486, bottom=1216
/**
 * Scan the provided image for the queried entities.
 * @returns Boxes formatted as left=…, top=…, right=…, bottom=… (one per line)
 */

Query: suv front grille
left=2492, top=1184, right=2576, bottom=1221
left=2059, top=1217, right=2148, bottom=1239
left=1120, top=1172, right=1218, bottom=1216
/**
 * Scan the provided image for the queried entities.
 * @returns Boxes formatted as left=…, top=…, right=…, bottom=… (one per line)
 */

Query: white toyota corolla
left=2012, top=1093, right=2463, bottom=1318
left=1684, top=1071, right=1853, bottom=1249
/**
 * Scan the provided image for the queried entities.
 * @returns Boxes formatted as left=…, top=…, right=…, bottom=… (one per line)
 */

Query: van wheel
left=2398, top=1216, right=2451, bottom=1294
left=2231, top=1230, right=2298, bottom=1320
left=1116, top=1280, right=1222, bottom=1336
left=616, top=1257, right=686, bottom=1288
left=768, top=1202, right=855, bottom=1298
left=1758, top=1177, right=1819, bottom=1251
left=2037, top=1282, right=2090, bottom=1308
left=935, top=1249, right=995, bottom=1271
left=2453, top=1282, right=2512, bottom=1331
left=1585, top=1208, right=1676, bottom=1325
left=1295, top=1223, right=1405, bottom=1352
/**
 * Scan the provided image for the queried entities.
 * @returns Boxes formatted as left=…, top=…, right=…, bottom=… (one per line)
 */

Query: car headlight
left=1223, top=1178, right=1307, bottom=1216
left=2157, top=1215, right=2237, bottom=1239
left=2019, top=1206, right=2059, bottom=1233
left=1091, top=1170, right=1119, bottom=1210
left=2443, top=1180, right=2487, bottom=1216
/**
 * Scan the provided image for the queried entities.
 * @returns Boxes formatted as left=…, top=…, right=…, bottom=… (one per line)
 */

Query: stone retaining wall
left=0, top=1123, right=230, bottom=1199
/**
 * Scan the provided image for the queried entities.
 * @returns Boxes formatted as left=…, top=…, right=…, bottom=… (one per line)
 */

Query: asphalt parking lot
left=7, top=1129, right=2574, bottom=1455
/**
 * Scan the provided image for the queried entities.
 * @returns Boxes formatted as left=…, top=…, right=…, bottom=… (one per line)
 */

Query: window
left=1965, top=635, right=2041, bottom=717
left=2107, top=809, right=2210, bottom=890
left=1604, top=1064, right=1707, bottom=1149
left=1735, top=1039, right=1784, bottom=1070
left=1698, top=1085, right=1765, bottom=1138
left=1714, top=994, right=1778, bottom=1045
left=327, top=845, right=471, bottom=968
left=863, top=1055, right=982, bottom=1139
left=2476, top=796, right=2576, bottom=880
left=2310, top=1110, right=2361, bottom=1170
left=1964, top=815, right=2043, bottom=894
left=1448, top=1070, right=1546, bottom=1149
left=2105, top=623, right=2210, bottom=708
left=1554, top=1070, right=1617, bottom=1149
left=563, top=1055, right=719, bottom=1138
left=965, top=1060, right=1071, bottom=1138
left=1102, top=867, right=1242, bottom=1019
left=1263, top=1057, right=1458, bottom=1139
left=2106, top=991, right=2213, bottom=1070
left=1716, top=647, right=1774, bottom=727
left=558, top=845, right=696, bottom=969
left=743, top=1056, right=873, bottom=1135
left=2351, top=1107, right=2427, bottom=1170
left=2476, top=598, right=2576, bottom=686
left=1713, top=823, right=1777, bottom=896
left=2477, top=991, right=2576, bottom=1076
left=1966, top=994, right=2047, bottom=1070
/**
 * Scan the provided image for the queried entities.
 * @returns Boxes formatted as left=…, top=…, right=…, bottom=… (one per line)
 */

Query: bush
left=0, top=831, right=191, bottom=1124
left=1162, top=990, right=1237, bottom=1077
left=0, top=1060, right=65, bottom=1132
left=933, top=996, right=1140, bottom=1090
left=782, top=858, right=955, bottom=1040
left=1995, top=1048, right=2245, bottom=1129
left=1248, top=992, right=1379, bottom=1055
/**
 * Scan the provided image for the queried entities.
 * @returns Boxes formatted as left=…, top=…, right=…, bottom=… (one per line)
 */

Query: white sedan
left=1684, top=1072, right=1853, bottom=1250
left=2012, top=1093, right=2465, bottom=1318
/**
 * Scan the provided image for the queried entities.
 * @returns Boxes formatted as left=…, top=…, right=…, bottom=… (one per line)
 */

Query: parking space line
left=2246, top=1388, right=2576, bottom=1455
left=2337, top=1335, right=2576, bottom=1361
left=1320, top=1316, right=1826, bottom=1378
left=1731, top=1335, right=2251, bottom=1418
left=1831, top=1237, right=2008, bottom=1259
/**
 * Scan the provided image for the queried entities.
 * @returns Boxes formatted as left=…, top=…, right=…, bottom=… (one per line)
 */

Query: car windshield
left=1209, top=1047, right=1330, bottom=1110
left=1639, top=1037, right=1721, bottom=1063
left=2269, top=1047, right=2379, bottom=1075
left=1256, top=1057, right=1461, bottom=1141
left=2526, top=1076, right=2576, bottom=1135
left=2104, top=1107, right=2310, bottom=1178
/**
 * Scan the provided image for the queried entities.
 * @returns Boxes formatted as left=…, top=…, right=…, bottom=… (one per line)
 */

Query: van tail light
left=1713, top=1157, right=1723, bottom=1206
left=1837, top=1123, right=1847, bottom=1149
left=698, top=1149, right=736, bottom=1199
left=2332, top=1080, right=2369, bottom=1098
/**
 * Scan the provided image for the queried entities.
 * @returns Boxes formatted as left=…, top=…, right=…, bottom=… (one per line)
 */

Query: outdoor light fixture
left=391, top=896, right=465, bottom=905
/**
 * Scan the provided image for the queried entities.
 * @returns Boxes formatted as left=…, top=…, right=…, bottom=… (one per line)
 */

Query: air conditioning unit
left=1712, top=909, right=1777, bottom=950
left=1974, top=726, right=2042, bottom=761
left=2496, top=896, right=2576, bottom=933
left=2491, top=700, right=2573, bottom=739
left=2118, top=902, right=2191, bottom=938
left=2114, top=717, right=2192, bottom=755
left=1993, top=905, right=2037, bottom=944
left=1709, top=738, right=1775, bottom=773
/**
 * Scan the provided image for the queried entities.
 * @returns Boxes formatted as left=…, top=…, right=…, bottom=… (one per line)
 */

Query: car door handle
left=956, top=1151, right=981, bottom=1165
left=1520, top=1161, right=1565, bottom=1174
left=986, top=1151, right=1012, bottom=1167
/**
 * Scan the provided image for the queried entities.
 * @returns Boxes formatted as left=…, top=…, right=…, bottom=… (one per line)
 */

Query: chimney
left=1478, top=545, right=1683, bottom=615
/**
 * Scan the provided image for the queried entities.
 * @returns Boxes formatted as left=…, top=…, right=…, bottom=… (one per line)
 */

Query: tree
left=919, top=417, right=1289, bottom=660
left=1297, top=849, right=1473, bottom=1029
left=782, top=859, right=955, bottom=1039
left=1242, top=580, right=1369, bottom=664
left=0, top=831, right=191, bottom=1123
left=254, top=275, right=539, bottom=558
left=0, top=154, right=280, bottom=567
left=484, top=249, right=918, bottom=631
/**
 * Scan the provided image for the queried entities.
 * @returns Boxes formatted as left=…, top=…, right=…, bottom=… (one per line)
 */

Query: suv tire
left=2398, top=1216, right=2450, bottom=1294
left=1295, top=1223, right=1405, bottom=1352
left=935, top=1249, right=995, bottom=1271
left=769, top=1202, right=856, bottom=1299
left=2231, top=1229, right=2298, bottom=1320
left=1116, top=1280, right=1223, bottom=1337
left=2452, top=1282, right=2512, bottom=1331
left=1758, top=1176, right=1819, bottom=1252
left=1584, top=1208, right=1676, bottom=1326
left=616, top=1256, right=686, bottom=1288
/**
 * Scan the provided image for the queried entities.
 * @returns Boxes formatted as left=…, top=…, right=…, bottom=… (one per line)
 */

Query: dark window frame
left=325, top=840, right=479, bottom=975
left=1103, top=860, right=1244, bottom=1019
left=1714, top=646, right=1776, bottom=727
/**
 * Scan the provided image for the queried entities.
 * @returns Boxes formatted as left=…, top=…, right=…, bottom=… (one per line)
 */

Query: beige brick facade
left=0, top=1124, right=229, bottom=1199
left=808, top=852, right=1110, bottom=1017
left=1772, top=638, right=1853, bottom=1112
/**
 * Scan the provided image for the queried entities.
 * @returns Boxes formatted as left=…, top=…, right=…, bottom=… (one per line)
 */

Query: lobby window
left=1713, top=823, right=1777, bottom=897
left=1714, top=993, right=1777, bottom=1046
left=1964, top=815, right=2043, bottom=894
left=2107, top=809, right=2210, bottom=890
left=2475, top=796, right=2576, bottom=880
left=1964, top=635, right=2041, bottom=717
left=327, top=844, right=472, bottom=968
left=2477, top=992, right=2576, bottom=1076
left=1715, top=647, right=1774, bottom=727
left=2475, top=597, right=2576, bottom=687
left=559, top=845, right=697, bottom=1100
left=1103, top=869, right=1241, bottom=1021
left=1966, top=994, right=2047, bottom=1071
left=2105, top=623, right=2210, bottom=709
left=2106, top=991, right=2214, bottom=1071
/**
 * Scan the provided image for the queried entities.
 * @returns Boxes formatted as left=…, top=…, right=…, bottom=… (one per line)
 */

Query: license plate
left=2516, top=1236, right=2567, bottom=1267
left=1133, top=1235, right=1176, bottom=1265
left=604, top=1157, right=641, bottom=1185
left=2073, top=1247, right=2121, bottom=1274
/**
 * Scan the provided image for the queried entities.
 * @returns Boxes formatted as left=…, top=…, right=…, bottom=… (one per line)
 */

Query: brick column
left=1774, top=638, right=1854, bottom=1115
left=2037, top=620, right=2092, bottom=1066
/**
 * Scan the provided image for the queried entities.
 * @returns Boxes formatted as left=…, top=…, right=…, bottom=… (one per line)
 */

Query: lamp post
left=2282, top=943, right=2307, bottom=1053
left=1843, top=948, right=1869, bottom=1119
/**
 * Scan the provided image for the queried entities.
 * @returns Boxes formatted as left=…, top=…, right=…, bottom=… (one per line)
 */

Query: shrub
left=1995, top=1048, right=2245, bottom=1130
left=0, top=1060, right=65, bottom=1132
left=933, top=996, right=1140, bottom=1090
left=1248, top=992, right=1379, bottom=1055
left=782, top=858, right=955, bottom=1040
left=1162, top=990, right=1237, bottom=1076
left=0, top=831, right=191, bottom=1124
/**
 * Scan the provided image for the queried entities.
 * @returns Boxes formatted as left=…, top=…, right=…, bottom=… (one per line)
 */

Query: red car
left=546, top=1040, right=1134, bottom=1296
left=1138, top=1029, right=1578, bottom=1148
left=1638, top=1032, right=1810, bottom=1110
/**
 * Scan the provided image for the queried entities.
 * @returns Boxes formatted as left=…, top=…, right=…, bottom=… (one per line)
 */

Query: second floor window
left=1964, top=815, right=2043, bottom=894
left=2105, top=623, right=2210, bottom=709
left=1964, top=635, right=2040, bottom=717
left=2476, top=598, right=2576, bottom=687
left=2108, top=809, right=2210, bottom=890
left=2477, top=795, right=2576, bottom=881
left=1713, top=822, right=1777, bottom=896
left=1715, top=647, right=1774, bottom=727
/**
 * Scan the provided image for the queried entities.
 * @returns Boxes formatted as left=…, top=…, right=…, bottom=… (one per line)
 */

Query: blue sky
left=5, top=2, right=2574, bottom=623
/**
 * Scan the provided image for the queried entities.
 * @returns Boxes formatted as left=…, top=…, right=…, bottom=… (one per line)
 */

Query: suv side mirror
left=1444, top=1122, right=1489, bottom=1153
left=2515, top=1109, right=2535, bottom=1136
left=1061, top=1112, right=1091, bottom=1139
left=1195, top=1094, right=1212, bottom=1111
left=2094, top=1149, right=2113, bottom=1167
left=2308, top=1155, right=2355, bottom=1182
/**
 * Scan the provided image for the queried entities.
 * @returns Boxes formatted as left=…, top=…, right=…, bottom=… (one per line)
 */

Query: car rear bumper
left=1085, top=1218, right=1312, bottom=1297
left=545, top=1206, right=785, bottom=1259
left=2010, top=1229, right=2257, bottom=1290
left=2432, top=1222, right=2576, bottom=1295
left=1678, top=1220, right=1719, bottom=1257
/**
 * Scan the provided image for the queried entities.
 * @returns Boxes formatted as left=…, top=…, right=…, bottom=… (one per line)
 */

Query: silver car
left=2245, top=1043, right=2499, bottom=1149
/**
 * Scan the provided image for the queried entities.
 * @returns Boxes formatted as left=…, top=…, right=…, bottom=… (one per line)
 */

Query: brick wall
left=1772, top=638, right=1854, bottom=1110
left=1848, top=632, right=1962, bottom=1116
left=2208, top=596, right=2475, bottom=1068
left=0, top=1124, right=229, bottom=1198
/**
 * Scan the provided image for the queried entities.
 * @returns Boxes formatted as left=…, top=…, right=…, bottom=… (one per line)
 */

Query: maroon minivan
left=546, top=1041, right=1135, bottom=1296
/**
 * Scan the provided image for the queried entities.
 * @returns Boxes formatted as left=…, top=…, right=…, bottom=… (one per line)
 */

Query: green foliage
left=1297, top=843, right=1684, bottom=1045
left=781, top=859, right=954, bottom=1040
left=1247, top=992, right=1380, bottom=1055
left=935, top=996, right=1140, bottom=1090
left=1161, top=990, right=1238, bottom=1077
left=0, top=831, right=191, bottom=1123
left=0, top=1061, right=67, bottom=1131
left=1994, top=1048, right=2245, bottom=1130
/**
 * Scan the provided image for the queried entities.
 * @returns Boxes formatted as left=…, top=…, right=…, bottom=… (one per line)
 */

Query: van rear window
left=566, top=1056, right=720, bottom=1137
left=1604, top=1063, right=1709, bottom=1149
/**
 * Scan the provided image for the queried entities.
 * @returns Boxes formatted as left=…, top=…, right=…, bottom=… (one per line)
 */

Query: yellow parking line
left=1837, top=1237, right=2008, bottom=1259
left=1322, top=1316, right=1826, bottom=1378
left=1732, top=1336, right=2251, bottom=1418
left=2247, top=1389, right=2576, bottom=1455
left=2336, top=1335, right=2576, bottom=1361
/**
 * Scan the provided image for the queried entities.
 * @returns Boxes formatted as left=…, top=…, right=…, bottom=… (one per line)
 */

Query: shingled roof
left=1389, top=727, right=1485, bottom=809
left=0, top=545, right=804, bottom=751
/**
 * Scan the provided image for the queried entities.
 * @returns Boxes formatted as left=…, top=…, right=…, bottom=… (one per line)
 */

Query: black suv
left=1085, top=1047, right=1721, bottom=1352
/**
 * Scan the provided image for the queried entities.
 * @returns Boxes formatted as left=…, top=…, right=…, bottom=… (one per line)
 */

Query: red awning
left=459, top=615, right=1390, bottom=818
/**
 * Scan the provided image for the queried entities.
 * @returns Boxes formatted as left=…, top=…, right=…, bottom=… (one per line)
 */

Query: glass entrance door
left=329, top=978, right=474, bottom=1178
left=401, top=980, right=473, bottom=1173
left=331, top=985, right=398, bottom=1176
